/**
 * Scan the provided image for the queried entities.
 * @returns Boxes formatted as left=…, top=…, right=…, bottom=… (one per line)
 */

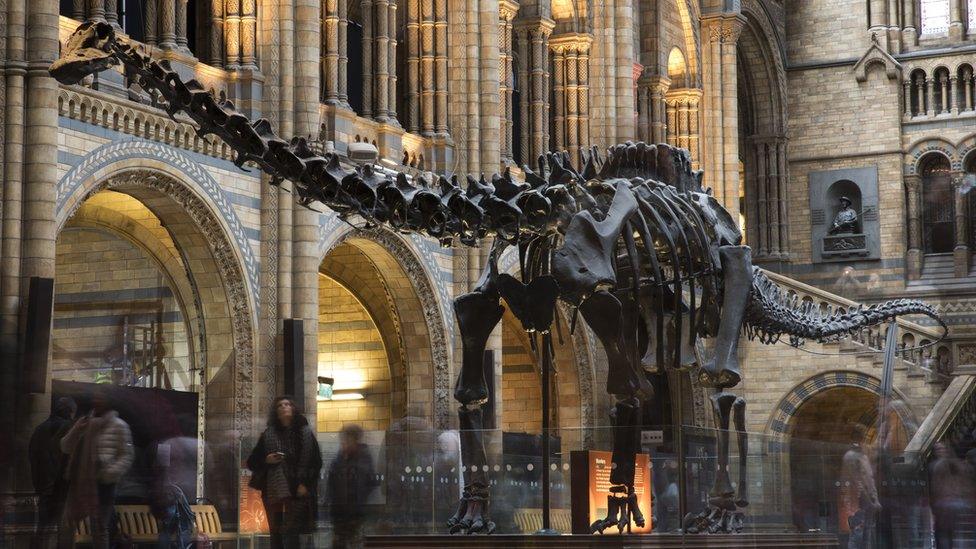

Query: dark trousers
left=32, top=490, right=73, bottom=549
left=933, top=503, right=967, bottom=549
left=263, top=497, right=302, bottom=549
left=92, top=483, right=117, bottom=549
left=332, top=515, right=364, bottom=549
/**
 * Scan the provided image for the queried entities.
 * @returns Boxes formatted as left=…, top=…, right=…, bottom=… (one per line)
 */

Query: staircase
left=762, top=270, right=953, bottom=440
left=908, top=253, right=976, bottom=291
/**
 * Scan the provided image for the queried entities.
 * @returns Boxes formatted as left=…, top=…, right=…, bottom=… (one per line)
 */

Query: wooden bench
left=512, top=508, right=573, bottom=534
left=191, top=504, right=238, bottom=545
left=73, top=503, right=238, bottom=546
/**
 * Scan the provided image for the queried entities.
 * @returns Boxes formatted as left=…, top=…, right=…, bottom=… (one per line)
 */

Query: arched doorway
left=54, top=168, right=255, bottom=520
left=920, top=153, right=955, bottom=254
left=785, top=383, right=910, bottom=535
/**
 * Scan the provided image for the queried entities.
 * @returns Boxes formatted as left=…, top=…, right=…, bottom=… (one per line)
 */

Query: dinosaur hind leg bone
left=700, top=246, right=754, bottom=388
left=448, top=290, right=503, bottom=535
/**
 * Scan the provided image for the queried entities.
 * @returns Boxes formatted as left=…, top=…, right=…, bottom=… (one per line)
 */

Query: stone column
left=499, top=1, right=518, bottom=164
left=160, top=0, right=178, bottom=50
left=386, top=0, right=398, bottom=125
left=72, top=0, right=86, bottom=21
left=175, top=0, right=189, bottom=52
left=294, top=0, right=323, bottom=412
left=906, top=175, right=923, bottom=279
left=951, top=75, right=960, bottom=114
left=18, top=0, right=61, bottom=491
left=104, top=0, right=119, bottom=27
left=950, top=0, right=964, bottom=40
left=550, top=33, right=592, bottom=167
left=664, top=88, right=702, bottom=165
left=210, top=0, right=224, bottom=66
left=953, top=175, right=970, bottom=276
left=241, top=0, right=258, bottom=68
left=903, top=80, right=912, bottom=118
left=515, top=17, right=554, bottom=166
left=225, top=0, right=242, bottom=69
left=754, top=138, right=769, bottom=256
left=433, top=0, right=448, bottom=135
left=775, top=138, right=789, bottom=258
left=902, top=0, right=917, bottom=45
left=701, top=13, right=744, bottom=218
left=966, top=68, right=974, bottom=111
left=87, top=0, right=105, bottom=21
left=420, top=0, right=436, bottom=135
left=145, top=0, right=159, bottom=46
left=361, top=0, right=373, bottom=118
left=941, top=74, right=950, bottom=114
left=926, top=76, right=935, bottom=116
left=338, top=0, right=349, bottom=106
left=323, top=0, right=342, bottom=104
left=403, top=0, right=420, bottom=130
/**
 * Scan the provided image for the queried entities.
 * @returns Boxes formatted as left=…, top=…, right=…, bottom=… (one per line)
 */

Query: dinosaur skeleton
left=51, top=21, right=948, bottom=535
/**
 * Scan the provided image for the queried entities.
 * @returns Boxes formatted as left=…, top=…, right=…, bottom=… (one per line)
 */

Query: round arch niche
left=319, top=229, right=450, bottom=429
left=55, top=168, right=256, bottom=515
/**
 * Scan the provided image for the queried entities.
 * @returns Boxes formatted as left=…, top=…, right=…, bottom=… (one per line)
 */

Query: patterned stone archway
left=766, top=371, right=919, bottom=445
left=57, top=168, right=256, bottom=439
left=321, top=226, right=453, bottom=429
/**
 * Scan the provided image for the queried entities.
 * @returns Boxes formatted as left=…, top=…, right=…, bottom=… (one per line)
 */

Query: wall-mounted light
left=317, top=376, right=366, bottom=401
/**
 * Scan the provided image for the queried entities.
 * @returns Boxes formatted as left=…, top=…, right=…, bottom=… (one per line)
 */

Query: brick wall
left=501, top=316, right=542, bottom=434
left=53, top=227, right=192, bottom=389
left=316, top=274, right=393, bottom=432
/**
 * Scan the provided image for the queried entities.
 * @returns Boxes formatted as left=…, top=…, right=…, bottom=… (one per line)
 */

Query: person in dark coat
left=929, top=442, right=976, bottom=549
left=29, top=397, right=77, bottom=549
left=247, top=396, right=322, bottom=549
left=327, top=424, right=377, bottom=549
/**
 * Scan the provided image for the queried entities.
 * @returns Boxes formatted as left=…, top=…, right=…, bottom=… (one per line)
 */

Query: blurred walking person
left=29, top=397, right=76, bottom=549
left=247, top=396, right=322, bottom=549
left=928, top=442, right=975, bottom=549
left=61, top=388, right=134, bottom=549
left=840, top=432, right=880, bottom=549
left=327, top=424, right=377, bottom=549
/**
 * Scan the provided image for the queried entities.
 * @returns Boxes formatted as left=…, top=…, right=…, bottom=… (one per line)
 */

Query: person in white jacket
left=61, top=387, right=134, bottom=549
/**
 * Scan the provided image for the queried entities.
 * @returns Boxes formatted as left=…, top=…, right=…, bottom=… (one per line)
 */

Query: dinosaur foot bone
left=448, top=485, right=496, bottom=535
left=590, top=485, right=645, bottom=534
left=683, top=504, right=744, bottom=534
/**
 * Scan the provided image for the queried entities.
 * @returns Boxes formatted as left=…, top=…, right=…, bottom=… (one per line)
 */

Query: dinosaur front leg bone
left=579, top=290, right=654, bottom=399
left=733, top=397, right=749, bottom=508
left=701, top=246, right=754, bottom=388
left=590, top=397, right=644, bottom=534
left=708, top=392, right=737, bottom=509
left=450, top=290, right=503, bottom=534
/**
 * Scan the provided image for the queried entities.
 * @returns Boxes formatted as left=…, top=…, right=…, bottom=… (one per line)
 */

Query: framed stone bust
left=808, top=167, right=881, bottom=263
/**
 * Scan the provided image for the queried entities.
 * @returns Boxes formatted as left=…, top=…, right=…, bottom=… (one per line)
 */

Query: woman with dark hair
left=247, top=396, right=322, bottom=549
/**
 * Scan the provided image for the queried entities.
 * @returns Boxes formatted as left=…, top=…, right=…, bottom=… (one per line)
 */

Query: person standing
left=327, top=424, right=377, bottom=549
left=60, top=388, right=134, bottom=549
left=29, top=397, right=77, bottom=549
left=247, top=396, right=322, bottom=549
left=841, top=434, right=880, bottom=549
left=928, top=442, right=975, bottom=549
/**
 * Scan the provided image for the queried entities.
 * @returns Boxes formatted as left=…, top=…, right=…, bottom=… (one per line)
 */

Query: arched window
left=921, top=154, right=955, bottom=254
left=921, top=0, right=951, bottom=35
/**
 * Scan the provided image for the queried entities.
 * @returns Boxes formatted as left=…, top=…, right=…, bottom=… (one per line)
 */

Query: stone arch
left=320, top=225, right=453, bottom=429
left=56, top=169, right=256, bottom=439
left=56, top=139, right=259, bottom=295
left=906, top=138, right=958, bottom=173
left=54, top=168, right=257, bottom=517
left=765, top=371, right=919, bottom=442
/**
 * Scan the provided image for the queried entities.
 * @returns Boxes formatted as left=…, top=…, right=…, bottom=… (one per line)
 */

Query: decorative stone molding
left=852, top=40, right=902, bottom=83
left=56, top=139, right=259, bottom=296
left=58, top=87, right=235, bottom=161
left=765, top=371, right=918, bottom=448
left=59, top=169, right=256, bottom=438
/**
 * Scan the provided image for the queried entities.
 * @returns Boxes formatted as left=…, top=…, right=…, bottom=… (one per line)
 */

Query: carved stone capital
left=702, top=14, right=745, bottom=45
left=499, top=0, right=520, bottom=22
left=548, top=32, right=593, bottom=55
